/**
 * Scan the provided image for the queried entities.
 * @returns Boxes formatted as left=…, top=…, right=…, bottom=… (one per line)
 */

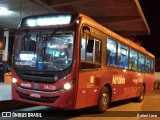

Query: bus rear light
left=64, top=83, right=71, bottom=90
left=12, top=77, right=17, bottom=83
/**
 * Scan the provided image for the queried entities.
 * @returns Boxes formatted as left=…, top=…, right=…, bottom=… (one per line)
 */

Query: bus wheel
left=136, top=85, right=145, bottom=102
left=97, top=86, right=110, bottom=112
left=158, top=84, right=160, bottom=90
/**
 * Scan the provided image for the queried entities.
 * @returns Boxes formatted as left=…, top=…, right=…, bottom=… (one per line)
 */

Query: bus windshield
left=13, top=29, right=74, bottom=71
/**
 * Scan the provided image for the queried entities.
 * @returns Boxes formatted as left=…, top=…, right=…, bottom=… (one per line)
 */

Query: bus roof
left=77, top=13, right=155, bottom=59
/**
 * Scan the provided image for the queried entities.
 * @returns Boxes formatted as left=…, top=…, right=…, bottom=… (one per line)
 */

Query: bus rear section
left=103, top=37, right=154, bottom=103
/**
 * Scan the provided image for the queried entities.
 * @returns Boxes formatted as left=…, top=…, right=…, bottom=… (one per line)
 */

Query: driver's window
left=81, top=28, right=90, bottom=60
left=80, top=26, right=101, bottom=69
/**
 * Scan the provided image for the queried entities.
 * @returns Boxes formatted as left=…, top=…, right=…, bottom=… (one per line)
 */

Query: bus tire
left=158, top=84, right=160, bottom=90
left=154, top=83, right=158, bottom=89
left=97, top=86, right=110, bottom=112
left=136, top=85, right=145, bottom=102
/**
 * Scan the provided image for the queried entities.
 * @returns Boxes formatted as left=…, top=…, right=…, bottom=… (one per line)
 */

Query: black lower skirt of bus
left=16, top=91, right=59, bottom=103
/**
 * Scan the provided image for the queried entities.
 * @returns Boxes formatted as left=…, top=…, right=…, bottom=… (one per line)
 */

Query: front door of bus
left=76, top=30, right=102, bottom=109
left=76, top=67, right=101, bottom=109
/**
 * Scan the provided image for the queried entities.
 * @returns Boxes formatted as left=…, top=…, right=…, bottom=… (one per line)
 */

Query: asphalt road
left=1, top=90, right=160, bottom=120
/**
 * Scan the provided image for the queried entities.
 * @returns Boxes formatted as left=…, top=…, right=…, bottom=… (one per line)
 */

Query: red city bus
left=12, top=13, right=155, bottom=111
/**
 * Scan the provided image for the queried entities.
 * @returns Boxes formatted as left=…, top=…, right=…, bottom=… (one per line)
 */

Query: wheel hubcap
left=140, top=90, right=144, bottom=100
left=100, top=92, right=108, bottom=110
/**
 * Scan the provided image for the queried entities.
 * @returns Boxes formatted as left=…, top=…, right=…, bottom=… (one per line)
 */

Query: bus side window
left=145, top=57, right=151, bottom=73
left=85, top=38, right=101, bottom=64
left=151, top=59, right=154, bottom=73
left=129, top=48, right=138, bottom=70
left=106, top=38, right=117, bottom=66
left=138, top=53, right=145, bottom=72
left=117, top=43, right=129, bottom=69
left=81, top=38, right=86, bottom=60
left=94, top=40, right=101, bottom=63
left=86, top=39, right=94, bottom=62
left=80, top=28, right=101, bottom=69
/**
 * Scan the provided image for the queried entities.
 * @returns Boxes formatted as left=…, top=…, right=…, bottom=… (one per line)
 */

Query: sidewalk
left=0, top=83, right=36, bottom=111
left=0, top=82, right=11, bottom=101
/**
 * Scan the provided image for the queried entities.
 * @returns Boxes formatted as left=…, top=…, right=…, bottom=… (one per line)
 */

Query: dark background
left=138, top=0, right=160, bottom=58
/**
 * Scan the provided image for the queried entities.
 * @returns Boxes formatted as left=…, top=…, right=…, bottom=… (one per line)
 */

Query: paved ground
left=0, top=90, right=160, bottom=120
left=68, top=90, right=160, bottom=120
left=0, top=83, right=11, bottom=101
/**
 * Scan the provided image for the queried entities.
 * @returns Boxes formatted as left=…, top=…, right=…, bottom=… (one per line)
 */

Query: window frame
left=117, top=43, right=129, bottom=69
left=106, top=37, right=117, bottom=67
left=129, top=48, right=138, bottom=71
left=80, top=26, right=102, bottom=70
left=138, top=52, right=146, bottom=72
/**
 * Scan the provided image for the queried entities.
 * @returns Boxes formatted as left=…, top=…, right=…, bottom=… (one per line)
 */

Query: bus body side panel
left=75, top=26, right=102, bottom=108
left=124, top=71, right=144, bottom=99
left=101, top=67, right=126, bottom=102
left=75, top=70, right=101, bottom=109
left=75, top=21, right=103, bottom=109
left=101, top=67, right=147, bottom=102
left=144, top=74, right=154, bottom=94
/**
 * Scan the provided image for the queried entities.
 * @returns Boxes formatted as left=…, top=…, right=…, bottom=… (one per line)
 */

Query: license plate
left=30, top=93, right=41, bottom=98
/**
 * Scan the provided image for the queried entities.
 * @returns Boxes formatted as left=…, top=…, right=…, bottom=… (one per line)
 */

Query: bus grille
left=16, top=91, right=59, bottom=103
left=13, top=66, right=72, bottom=84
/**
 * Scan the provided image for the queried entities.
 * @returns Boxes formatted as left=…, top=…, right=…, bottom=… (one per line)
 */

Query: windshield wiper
left=45, top=28, right=60, bottom=41
left=42, top=28, right=60, bottom=61
left=50, top=28, right=60, bottom=38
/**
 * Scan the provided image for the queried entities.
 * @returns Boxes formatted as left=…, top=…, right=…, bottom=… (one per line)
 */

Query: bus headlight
left=12, top=77, right=17, bottom=84
left=64, top=83, right=71, bottom=90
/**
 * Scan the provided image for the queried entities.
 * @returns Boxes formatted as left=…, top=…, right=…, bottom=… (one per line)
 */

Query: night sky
left=138, top=0, right=160, bottom=58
